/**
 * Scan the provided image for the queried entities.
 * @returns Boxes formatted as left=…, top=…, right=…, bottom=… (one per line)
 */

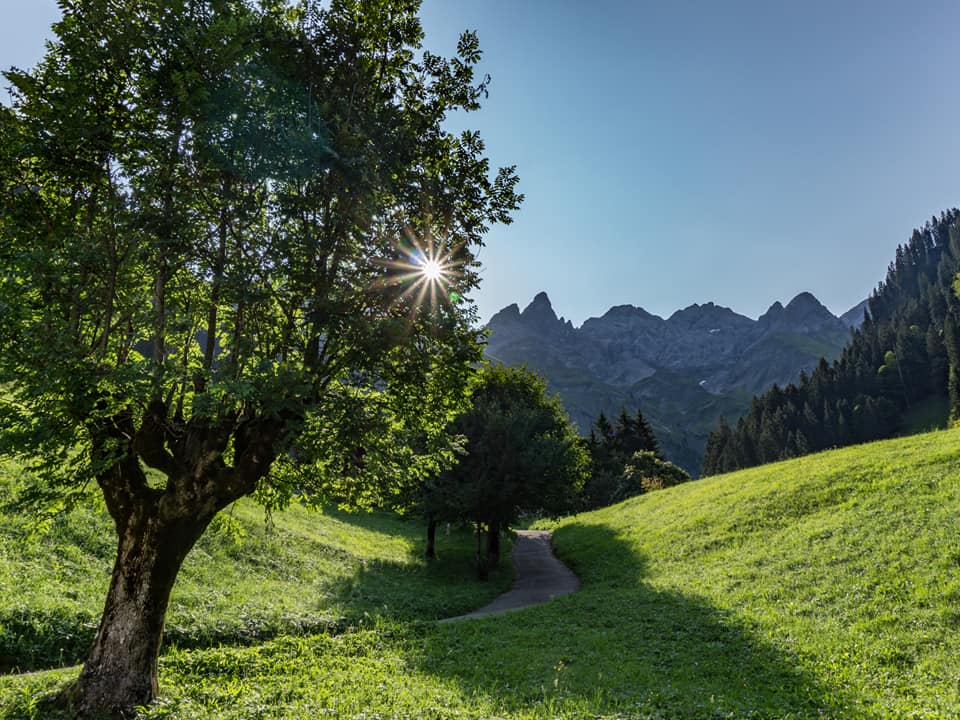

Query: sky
left=4, top=1, right=960, bottom=326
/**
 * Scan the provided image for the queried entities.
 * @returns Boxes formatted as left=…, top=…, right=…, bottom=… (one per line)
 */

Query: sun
left=372, top=225, right=467, bottom=316
left=420, top=257, right=444, bottom=282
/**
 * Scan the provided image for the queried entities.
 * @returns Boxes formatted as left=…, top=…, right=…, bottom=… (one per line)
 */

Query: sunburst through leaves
left=376, top=225, right=465, bottom=313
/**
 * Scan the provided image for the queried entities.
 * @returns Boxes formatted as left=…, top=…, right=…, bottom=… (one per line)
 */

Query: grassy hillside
left=548, top=428, right=960, bottom=718
left=4, top=429, right=960, bottom=718
left=0, top=459, right=513, bottom=675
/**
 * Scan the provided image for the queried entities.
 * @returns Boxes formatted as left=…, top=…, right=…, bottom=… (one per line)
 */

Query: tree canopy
left=581, top=406, right=662, bottom=509
left=0, top=0, right=520, bottom=715
left=421, top=364, right=587, bottom=574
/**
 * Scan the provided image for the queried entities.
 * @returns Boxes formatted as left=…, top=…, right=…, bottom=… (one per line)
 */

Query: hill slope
left=549, top=428, right=960, bottom=717
left=4, top=430, right=960, bottom=718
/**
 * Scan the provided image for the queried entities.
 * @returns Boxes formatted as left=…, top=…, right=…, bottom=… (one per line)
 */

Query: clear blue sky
left=5, top=1, right=960, bottom=325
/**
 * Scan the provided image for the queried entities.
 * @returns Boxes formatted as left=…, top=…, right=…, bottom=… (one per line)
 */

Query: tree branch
left=133, top=401, right=178, bottom=478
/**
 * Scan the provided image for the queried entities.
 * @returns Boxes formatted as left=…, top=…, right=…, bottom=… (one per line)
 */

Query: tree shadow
left=2, top=521, right=854, bottom=718
left=312, top=538, right=514, bottom=623
left=411, top=522, right=851, bottom=718
left=0, top=608, right=97, bottom=675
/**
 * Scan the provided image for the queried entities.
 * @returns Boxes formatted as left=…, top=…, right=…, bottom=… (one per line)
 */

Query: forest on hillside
left=704, top=209, right=960, bottom=475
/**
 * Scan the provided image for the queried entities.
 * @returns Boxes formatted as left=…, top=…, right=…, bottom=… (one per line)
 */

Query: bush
left=613, top=451, right=691, bottom=501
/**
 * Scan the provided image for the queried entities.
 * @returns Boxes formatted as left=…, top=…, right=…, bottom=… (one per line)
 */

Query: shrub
left=613, top=451, right=691, bottom=501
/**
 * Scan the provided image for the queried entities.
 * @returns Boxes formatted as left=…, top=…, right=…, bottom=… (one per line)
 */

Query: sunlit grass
left=548, top=428, right=960, bottom=718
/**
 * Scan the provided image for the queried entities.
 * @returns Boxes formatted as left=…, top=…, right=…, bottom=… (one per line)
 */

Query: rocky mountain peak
left=488, top=291, right=572, bottom=342
left=580, top=303, right=663, bottom=340
left=759, top=292, right=842, bottom=334
left=602, top=304, right=657, bottom=320
left=520, top=290, right=562, bottom=328
left=840, top=299, right=871, bottom=329
left=759, top=300, right=784, bottom=323
left=667, top=301, right=752, bottom=331
left=785, top=291, right=828, bottom=314
left=520, top=290, right=554, bottom=317
left=585, top=304, right=661, bottom=327
left=489, top=302, right=520, bottom=324
left=784, top=292, right=836, bottom=324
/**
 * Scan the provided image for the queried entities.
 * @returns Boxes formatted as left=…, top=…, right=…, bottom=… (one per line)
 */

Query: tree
left=582, top=405, right=660, bottom=508
left=423, top=365, right=588, bottom=577
left=611, top=407, right=660, bottom=458
left=945, top=309, right=960, bottom=420
left=0, top=1, right=521, bottom=715
left=702, top=415, right=735, bottom=475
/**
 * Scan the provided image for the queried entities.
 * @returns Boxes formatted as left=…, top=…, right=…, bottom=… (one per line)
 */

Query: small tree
left=0, top=1, right=520, bottom=715
left=424, top=365, right=588, bottom=577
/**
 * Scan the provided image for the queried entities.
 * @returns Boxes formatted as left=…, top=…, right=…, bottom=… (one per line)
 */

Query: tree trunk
left=65, top=503, right=213, bottom=717
left=425, top=517, right=436, bottom=560
left=486, top=519, right=500, bottom=566
left=63, top=406, right=282, bottom=717
left=475, top=520, right=488, bottom=581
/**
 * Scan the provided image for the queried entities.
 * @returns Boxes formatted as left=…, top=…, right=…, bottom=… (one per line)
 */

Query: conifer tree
left=583, top=405, right=662, bottom=507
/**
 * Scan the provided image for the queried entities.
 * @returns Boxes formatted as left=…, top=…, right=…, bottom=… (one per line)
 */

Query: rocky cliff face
left=486, top=291, right=863, bottom=475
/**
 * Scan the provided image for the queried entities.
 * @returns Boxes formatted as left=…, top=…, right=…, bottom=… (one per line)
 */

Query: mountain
left=486, top=291, right=861, bottom=475
left=839, top=298, right=871, bottom=328
left=703, top=209, right=960, bottom=476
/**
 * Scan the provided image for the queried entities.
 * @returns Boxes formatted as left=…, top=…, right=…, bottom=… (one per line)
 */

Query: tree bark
left=425, top=516, right=436, bottom=559
left=65, top=501, right=214, bottom=717
left=62, top=396, right=285, bottom=716
left=485, top=519, right=500, bottom=566
left=475, top=520, right=488, bottom=581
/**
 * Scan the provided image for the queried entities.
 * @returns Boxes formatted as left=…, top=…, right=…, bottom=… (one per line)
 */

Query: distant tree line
left=703, top=209, right=960, bottom=475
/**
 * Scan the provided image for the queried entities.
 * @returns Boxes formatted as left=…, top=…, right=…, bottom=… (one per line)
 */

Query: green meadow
left=4, top=428, right=960, bottom=718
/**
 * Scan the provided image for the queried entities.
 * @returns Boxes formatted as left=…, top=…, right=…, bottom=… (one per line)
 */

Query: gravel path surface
left=443, top=530, right=579, bottom=621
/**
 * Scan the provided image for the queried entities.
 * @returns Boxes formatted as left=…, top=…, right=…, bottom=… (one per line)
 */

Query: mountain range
left=486, top=291, right=867, bottom=474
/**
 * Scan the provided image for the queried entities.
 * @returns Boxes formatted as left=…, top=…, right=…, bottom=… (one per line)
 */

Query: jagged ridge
left=485, top=291, right=861, bottom=474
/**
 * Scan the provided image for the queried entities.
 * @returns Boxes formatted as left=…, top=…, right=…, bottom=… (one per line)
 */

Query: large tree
left=423, top=364, right=588, bottom=576
left=0, top=0, right=520, bottom=715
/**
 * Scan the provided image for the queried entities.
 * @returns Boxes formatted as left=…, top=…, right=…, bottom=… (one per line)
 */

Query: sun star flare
left=374, top=224, right=467, bottom=316
left=420, top=257, right=445, bottom=282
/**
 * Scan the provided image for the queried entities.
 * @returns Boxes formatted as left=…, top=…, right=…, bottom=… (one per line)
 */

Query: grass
left=0, top=459, right=513, bottom=675
left=547, top=428, right=960, bottom=718
left=4, top=429, right=960, bottom=718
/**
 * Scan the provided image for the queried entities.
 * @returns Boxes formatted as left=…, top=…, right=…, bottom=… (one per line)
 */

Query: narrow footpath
left=443, top=530, right=580, bottom=621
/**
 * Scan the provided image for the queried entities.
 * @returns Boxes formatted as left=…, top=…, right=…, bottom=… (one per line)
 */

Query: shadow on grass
left=317, top=547, right=513, bottom=624
left=411, top=521, right=851, bottom=718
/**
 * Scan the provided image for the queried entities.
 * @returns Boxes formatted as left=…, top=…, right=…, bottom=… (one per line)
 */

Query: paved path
left=443, top=530, right=580, bottom=621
